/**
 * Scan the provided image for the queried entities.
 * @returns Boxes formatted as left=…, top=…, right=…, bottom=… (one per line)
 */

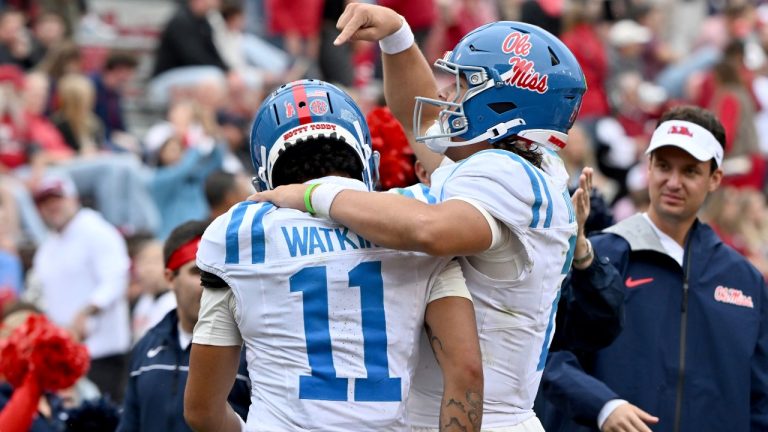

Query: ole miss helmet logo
left=309, top=99, right=329, bottom=116
left=668, top=125, right=693, bottom=137
left=501, top=32, right=549, bottom=94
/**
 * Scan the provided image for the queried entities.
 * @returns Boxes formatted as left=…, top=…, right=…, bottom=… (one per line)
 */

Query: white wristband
left=379, top=16, right=415, bottom=55
left=311, top=184, right=346, bottom=218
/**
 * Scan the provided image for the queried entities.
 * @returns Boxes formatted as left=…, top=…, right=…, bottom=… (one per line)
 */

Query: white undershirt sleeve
left=446, top=197, right=505, bottom=250
left=427, top=259, right=472, bottom=303
left=192, top=287, right=243, bottom=346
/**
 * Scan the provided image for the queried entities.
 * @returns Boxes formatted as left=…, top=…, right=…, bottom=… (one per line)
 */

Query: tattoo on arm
left=446, top=398, right=466, bottom=412
left=441, top=391, right=483, bottom=432
left=442, top=418, right=469, bottom=432
left=424, top=323, right=445, bottom=364
left=466, top=390, right=482, bottom=432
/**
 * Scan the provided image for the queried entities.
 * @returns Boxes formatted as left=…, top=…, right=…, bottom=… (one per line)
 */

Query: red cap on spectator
left=33, top=174, right=79, bottom=203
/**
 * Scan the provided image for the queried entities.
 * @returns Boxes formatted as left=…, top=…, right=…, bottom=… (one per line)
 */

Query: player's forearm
left=185, top=401, right=243, bottom=432
left=329, top=190, right=441, bottom=254
left=382, top=45, right=444, bottom=173
left=440, top=381, right=483, bottom=432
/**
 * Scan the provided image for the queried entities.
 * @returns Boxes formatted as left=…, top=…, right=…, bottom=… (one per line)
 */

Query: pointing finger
left=335, top=11, right=366, bottom=45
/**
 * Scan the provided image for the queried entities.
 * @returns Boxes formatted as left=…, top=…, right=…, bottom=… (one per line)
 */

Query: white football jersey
left=197, top=179, right=451, bottom=432
left=407, top=150, right=577, bottom=428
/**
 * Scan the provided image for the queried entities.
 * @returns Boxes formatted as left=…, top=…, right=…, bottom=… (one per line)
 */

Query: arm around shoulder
left=329, top=190, right=493, bottom=256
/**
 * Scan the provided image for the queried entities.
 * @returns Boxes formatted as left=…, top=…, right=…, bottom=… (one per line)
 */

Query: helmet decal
left=502, top=32, right=549, bottom=94
left=284, top=101, right=295, bottom=118
left=309, top=99, right=329, bottom=116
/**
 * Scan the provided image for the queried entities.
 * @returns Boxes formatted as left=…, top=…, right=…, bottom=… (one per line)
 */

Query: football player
left=183, top=79, right=483, bottom=431
left=251, top=4, right=587, bottom=431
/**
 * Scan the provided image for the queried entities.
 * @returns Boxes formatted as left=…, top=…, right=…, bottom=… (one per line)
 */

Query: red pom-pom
left=0, top=314, right=90, bottom=391
left=367, top=107, right=417, bottom=190
left=0, top=320, right=33, bottom=388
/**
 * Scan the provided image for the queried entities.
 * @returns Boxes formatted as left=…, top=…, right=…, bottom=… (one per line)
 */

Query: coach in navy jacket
left=541, top=107, right=768, bottom=432
left=118, top=310, right=250, bottom=432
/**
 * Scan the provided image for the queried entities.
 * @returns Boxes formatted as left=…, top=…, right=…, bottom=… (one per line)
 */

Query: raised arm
left=333, top=3, right=444, bottom=172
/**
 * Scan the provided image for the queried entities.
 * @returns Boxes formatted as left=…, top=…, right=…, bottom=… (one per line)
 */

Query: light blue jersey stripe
left=225, top=202, right=255, bottom=263
left=486, top=150, right=543, bottom=228
left=418, top=184, right=437, bottom=204
left=537, top=289, right=561, bottom=371
left=562, top=189, right=575, bottom=223
left=225, top=201, right=260, bottom=264
left=438, top=149, right=545, bottom=228
left=251, top=203, right=274, bottom=264
left=531, top=167, right=553, bottom=228
left=398, top=188, right=415, bottom=199
left=393, top=184, right=436, bottom=204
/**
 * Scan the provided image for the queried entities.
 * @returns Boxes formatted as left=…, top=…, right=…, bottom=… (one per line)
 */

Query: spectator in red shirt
left=266, top=0, right=323, bottom=64
left=561, top=0, right=610, bottom=118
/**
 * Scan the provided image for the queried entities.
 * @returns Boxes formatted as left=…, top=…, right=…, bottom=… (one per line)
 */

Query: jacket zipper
left=674, top=245, right=693, bottom=432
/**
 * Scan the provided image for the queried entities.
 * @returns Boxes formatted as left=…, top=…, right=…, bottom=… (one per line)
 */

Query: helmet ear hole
left=488, top=102, right=517, bottom=114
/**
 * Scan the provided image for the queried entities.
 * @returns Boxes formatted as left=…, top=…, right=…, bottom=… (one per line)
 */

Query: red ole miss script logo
left=668, top=125, right=693, bottom=137
left=714, top=285, right=754, bottom=309
left=501, top=32, right=549, bottom=94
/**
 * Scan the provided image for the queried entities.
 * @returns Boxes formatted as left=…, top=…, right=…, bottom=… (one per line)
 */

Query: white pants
left=413, top=415, right=546, bottom=432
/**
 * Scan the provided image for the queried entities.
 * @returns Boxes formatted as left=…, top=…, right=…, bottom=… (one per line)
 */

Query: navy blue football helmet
left=414, top=21, right=586, bottom=153
left=250, top=79, right=379, bottom=191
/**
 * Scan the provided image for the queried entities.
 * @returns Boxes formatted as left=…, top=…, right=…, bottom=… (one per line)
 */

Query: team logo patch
left=501, top=32, right=549, bottom=94
left=285, top=101, right=295, bottom=118
left=668, top=125, right=693, bottom=137
left=625, top=276, right=654, bottom=289
left=309, top=99, right=329, bottom=116
left=714, top=285, right=754, bottom=308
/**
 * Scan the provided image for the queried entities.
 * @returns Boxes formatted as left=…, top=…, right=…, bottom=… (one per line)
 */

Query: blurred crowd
left=1, top=0, right=768, bottom=429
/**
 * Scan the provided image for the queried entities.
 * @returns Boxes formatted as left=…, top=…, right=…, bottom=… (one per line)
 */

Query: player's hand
left=249, top=184, right=310, bottom=211
left=601, top=403, right=659, bottom=432
left=334, top=3, right=404, bottom=46
left=572, top=166, right=593, bottom=238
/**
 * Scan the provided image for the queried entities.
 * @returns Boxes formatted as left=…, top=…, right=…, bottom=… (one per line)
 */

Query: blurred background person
left=52, top=73, right=105, bottom=156
left=89, top=51, right=139, bottom=152
left=118, top=220, right=250, bottom=432
left=129, top=237, right=176, bottom=344
left=30, top=173, right=131, bottom=403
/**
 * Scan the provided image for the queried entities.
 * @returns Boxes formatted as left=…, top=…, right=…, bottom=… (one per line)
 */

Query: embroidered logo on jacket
left=714, top=285, right=754, bottom=309
left=625, top=277, right=654, bottom=288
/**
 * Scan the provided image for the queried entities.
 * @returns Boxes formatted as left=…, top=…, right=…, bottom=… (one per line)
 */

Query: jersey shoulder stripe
left=436, top=149, right=551, bottom=228
left=223, top=201, right=275, bottom=264
left=388, top=183, right=436, bottom=204
left=530, top=164, right=553, bottom=228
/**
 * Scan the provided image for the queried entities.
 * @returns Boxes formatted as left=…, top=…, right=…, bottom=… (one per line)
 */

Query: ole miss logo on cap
left=668, top=125, right=693, bottom=137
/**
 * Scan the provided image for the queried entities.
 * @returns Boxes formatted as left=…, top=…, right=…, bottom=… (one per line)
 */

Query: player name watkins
left=281, top=226, right=379, bottom=257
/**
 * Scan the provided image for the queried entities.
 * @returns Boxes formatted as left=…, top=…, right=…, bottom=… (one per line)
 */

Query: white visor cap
left=645, top=120, right=723, bottom=168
